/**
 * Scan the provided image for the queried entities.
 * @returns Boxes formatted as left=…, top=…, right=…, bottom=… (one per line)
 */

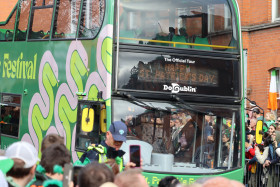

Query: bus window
left=0, top=2, right=17, bottom=41
left=0, top=94, right=21, bottom=138
left=117, top=0, right=238, bottom=52
left=113, top=99, right=241, bottom=173
left=15, top=0, right=32, bottom=41
left=208, top=4, right=234, bottom=51
left=218, top=118, right=232, bottom=167
left=78, top=0, right=105, bottom=39
left=28, top=0, right=54, bottom=40
left=52, top=0, right=81, bottom=39
left=197, top=112, right=240, bottom=169
left=197, top=115, right=216, bottom=168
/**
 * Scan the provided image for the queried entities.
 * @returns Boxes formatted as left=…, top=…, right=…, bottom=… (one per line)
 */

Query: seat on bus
left=4, top=30, right=14, bottom=41
left=16, top=30, right=27, bottom=40
left=29, top=30, right=45, bottom=39
left=193, top=36, right=211, bottom=50
left=172, top=35, right=189, bottom=49
left=0, top=31, right=5, bottom=40
left=119, top=30, right=138, bottom=44
left=153, top=34, right=169, bottom=46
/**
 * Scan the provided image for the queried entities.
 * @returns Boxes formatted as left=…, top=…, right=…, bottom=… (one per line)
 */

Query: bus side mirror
left=81, top=107, right=94, bottom=132
left=255, top=120, right=263, bottom=144
left=100, top=105, right=107, bottom=133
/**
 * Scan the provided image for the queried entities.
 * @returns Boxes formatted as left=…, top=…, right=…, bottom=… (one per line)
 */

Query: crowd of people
left=245, top=105, right=280, bottom=187
left=0, top=121, right=244, bottom=187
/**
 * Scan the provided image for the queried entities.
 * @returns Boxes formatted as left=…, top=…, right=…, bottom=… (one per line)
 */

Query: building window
left=272, top=0, right=280, bottom=22
left=0, top=93, right=21, bottom=138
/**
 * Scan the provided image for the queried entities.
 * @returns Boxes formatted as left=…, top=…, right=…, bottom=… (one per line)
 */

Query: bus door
left=75, top=100, right=106, bottom=152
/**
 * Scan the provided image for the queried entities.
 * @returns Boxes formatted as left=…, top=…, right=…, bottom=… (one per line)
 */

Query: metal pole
left=228, top=112, right=235, bottom=169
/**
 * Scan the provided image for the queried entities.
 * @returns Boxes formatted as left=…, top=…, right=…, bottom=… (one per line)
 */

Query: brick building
left=238, top=0, right=280, bottom=113
left=0, top=0, right=17, bottom=22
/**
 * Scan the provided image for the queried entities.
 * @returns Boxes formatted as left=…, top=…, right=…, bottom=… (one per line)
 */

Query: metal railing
left=244, top=159, right=280, bottom=187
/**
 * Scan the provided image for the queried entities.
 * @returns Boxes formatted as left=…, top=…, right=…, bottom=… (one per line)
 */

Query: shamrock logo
left=119, top=129, right=124, bottom=135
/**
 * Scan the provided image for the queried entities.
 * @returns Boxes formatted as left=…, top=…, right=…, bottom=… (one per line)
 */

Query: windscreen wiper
left=115, top=91, right=171, bottom=114
left=171, top=95, right=213, bottom=116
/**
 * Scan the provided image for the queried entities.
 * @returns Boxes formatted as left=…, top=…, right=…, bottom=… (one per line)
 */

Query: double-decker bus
left=0, top=0, right=243, bottom=185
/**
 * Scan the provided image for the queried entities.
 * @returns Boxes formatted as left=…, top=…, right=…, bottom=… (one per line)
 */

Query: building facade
left=238, top=0, right=280, bottom=113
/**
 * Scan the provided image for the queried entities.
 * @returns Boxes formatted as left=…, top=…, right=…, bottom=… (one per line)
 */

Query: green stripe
left=272, top=69, right=277, bottom=76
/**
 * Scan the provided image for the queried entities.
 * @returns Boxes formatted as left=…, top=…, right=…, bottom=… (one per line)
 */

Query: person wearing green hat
left=0, top=156, right=14, bottom=187
left=264, top=111, right=276, bottom=128
left=262, top=123, right=268, bottom=133
left=0, top=156, right=14, bottom=174
left=29, top=143, right=71, bottom=187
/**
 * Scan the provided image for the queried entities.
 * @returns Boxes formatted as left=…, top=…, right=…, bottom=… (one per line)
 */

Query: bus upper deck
left=116, top=0, right=239, bottom=52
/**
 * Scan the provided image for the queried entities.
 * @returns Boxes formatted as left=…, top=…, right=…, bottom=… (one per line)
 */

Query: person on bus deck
left=171, top=118, right=186, bottom=154
left=179, top=27, right=188, bottom=38
left=79, top=121, right=137, bottom=171
left=221, top=133, right=230, bottom=167
left=204, top=115, right=214, bottom=142
left=175, top=119, right=198, bottom=162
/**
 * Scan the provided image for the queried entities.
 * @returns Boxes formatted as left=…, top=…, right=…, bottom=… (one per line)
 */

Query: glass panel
left=0, top=94, right=21, bottom=138
left=78, top=0, right=105, bottom=38
left=53, top=0, right=81, bottom=39
left=278, top=0, right=280, bottom=18
left=0, top=5, right=17, bottom=41
left=28, top=0, right=54, bottom=40
left=16, top=0, right=32, bottom=41
left=75, top=102, right=99, bottom=151
left=35, top=0, right=53, bottom=6
left=113, top=99, right=241, bottom=173
left=75, top=101, right=106, bottom=151
left=117, top=51, right=239, bottom=97
left=117, top=0, right=238, bottom=52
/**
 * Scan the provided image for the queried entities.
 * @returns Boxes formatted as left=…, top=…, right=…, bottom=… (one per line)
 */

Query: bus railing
left=244, top=159, right=280, bottom=187
left=118, top=37, right=237, bottom=49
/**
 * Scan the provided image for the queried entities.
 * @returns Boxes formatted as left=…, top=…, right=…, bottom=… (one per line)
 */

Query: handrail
left=119, top=37, right=237, bottom=49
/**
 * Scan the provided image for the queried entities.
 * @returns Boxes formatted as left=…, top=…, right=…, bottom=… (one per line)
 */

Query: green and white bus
left=0, top=0, right=244, bottom=185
